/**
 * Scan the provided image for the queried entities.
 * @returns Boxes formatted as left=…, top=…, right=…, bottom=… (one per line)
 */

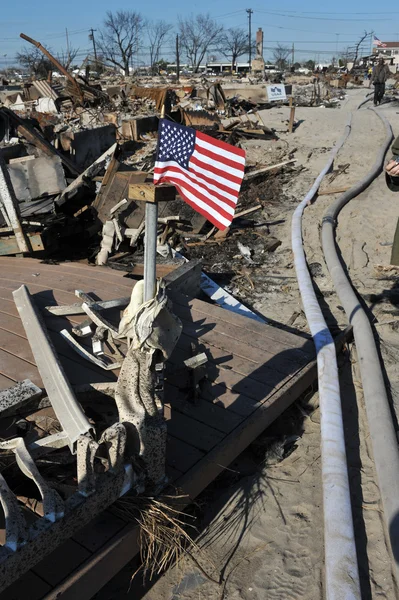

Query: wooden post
left=289, top=96, right=296, bottom=133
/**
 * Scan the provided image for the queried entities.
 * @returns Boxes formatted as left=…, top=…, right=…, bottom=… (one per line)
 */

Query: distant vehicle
left=265, top=64, right=278, bottom=74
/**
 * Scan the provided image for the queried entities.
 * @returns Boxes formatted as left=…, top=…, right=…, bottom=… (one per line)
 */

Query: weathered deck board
left=0, top=257, right=317, bottom=599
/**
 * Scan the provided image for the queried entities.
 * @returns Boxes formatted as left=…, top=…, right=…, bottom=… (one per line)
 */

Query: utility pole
left=89, top=28, right=97, bottom=62
left=176, top=34, right=180, bottom=83
left=65, top=28, right=70, bottom=67
left=246, top=8, right=253, bottom=72
left=292, top=42, right=295, bottom=67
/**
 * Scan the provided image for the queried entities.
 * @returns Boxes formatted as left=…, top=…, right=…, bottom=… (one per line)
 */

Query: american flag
left=373, top=36, right=387, bottom=48
left=154, top=119, right=246, bottom=230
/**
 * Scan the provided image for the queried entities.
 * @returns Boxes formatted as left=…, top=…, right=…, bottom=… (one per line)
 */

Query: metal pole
left=144, top=202, right=158, bottom=301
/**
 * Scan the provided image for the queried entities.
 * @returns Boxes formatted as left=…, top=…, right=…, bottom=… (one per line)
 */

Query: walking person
left=371, top=58, right=391, bottom=106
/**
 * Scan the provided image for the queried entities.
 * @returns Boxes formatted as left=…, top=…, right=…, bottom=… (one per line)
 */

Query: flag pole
left=143, top=106, right=164, bottom=302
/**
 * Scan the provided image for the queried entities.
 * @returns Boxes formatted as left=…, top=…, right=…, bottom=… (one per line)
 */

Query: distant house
left=373, top=41, right=399, bottom=66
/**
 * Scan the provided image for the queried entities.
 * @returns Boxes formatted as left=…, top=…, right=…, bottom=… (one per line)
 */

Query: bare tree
left=178, top=14, right=224, bottom=73
left=97, top=10, right=144, bottom=76
left=350, top=31, right=371, bottom=73
left=147, top=20, right=170, bottom=73
left=272, top=43, right=291, bottom=70
left=16, top=47, right=53, bottom=78
left=57, top=47, right=79, bottom=71
left=219, top=28, right=249, bottom=72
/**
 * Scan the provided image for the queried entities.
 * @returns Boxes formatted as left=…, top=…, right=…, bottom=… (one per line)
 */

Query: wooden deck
left=0, top=256, right=317, bottom=600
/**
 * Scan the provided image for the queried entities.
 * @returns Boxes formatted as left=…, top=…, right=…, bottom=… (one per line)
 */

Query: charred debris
left=0, top=32, right=350, bottom=273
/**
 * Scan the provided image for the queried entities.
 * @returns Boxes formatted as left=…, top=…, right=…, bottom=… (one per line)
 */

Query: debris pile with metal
left=0, top=33, right=287, bottom=260
left=0, top=269, right=184, bottom=589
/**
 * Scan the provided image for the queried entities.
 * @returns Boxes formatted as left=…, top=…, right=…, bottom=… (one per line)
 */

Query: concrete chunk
left=0, top=379, right=42, bottom=417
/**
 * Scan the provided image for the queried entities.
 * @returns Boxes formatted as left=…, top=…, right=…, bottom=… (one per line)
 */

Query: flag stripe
left=193, top=147, right=244, bottom=179
left=196, top=133, right=246, bottom=164
left=154, top=162, right=237, bottom=207
left=154, top=166, right=235, bottom=217
left=196, top=144, right=247, bottom=172
left=183, top=163, right=238, bottom=200
left=157, top=174, right=231, bottom=228
left=189, top=156, right=242, bottom=191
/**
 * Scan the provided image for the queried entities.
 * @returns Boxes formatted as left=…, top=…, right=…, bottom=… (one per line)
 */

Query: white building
left=373, top=42, right=399, bottom=66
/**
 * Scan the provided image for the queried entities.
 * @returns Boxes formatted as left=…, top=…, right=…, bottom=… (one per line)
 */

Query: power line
left=255, top=9, right=390, bottom=22
left=256, top=9, right=399, bottom=15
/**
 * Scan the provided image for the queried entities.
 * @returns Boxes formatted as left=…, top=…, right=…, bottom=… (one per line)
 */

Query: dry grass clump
left=113, top=493, right=199, bottom=582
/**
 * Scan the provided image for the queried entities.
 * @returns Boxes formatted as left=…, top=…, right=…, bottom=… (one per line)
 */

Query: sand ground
left=94, top=88, right=399, bottom=600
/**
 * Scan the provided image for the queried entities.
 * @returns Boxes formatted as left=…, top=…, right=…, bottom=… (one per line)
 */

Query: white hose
left=321, top=108, right=399, bottom=586
left=291, top=115, right=361, bottom=600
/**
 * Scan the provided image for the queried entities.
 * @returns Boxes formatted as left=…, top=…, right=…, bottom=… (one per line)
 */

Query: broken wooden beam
left=164, top=258, right=202, bottom=297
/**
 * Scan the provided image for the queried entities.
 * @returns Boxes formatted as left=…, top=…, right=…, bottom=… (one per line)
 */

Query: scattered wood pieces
left=244, top=160, right=297, bottom=181
left=318, top=186, right=352, bottom=196
left=233, top=204, right=262, bottom=219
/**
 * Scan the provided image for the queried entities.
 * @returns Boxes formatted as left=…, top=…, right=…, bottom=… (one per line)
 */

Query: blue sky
left=1, top=1, right=399, bottom=68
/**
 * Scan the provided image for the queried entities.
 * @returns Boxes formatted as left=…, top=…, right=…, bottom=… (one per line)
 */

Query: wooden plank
left=174, top=327, right=353, bottom=499
left=164, top=405, right=224, bottom=452
left=176, top=361, right=317, bottom=500
left=174, top=303, right=314, bottom=360
left=176, top=321, right=310, bottom=376
left=165, top=385, right=243, bottom=434
left=0, top=305, right=119, bottom=366
left=164, top=259, right=201, bottom=298
left=200, top=381, right=262, bottom=417
left=0, top=269, right=132, bottom=301
left=172, top=294, right=309, bottom=350
left=42, top=524, right=141, bottom=600
left=72, top=512, right=127, bottom=553
left=0, top=372, right=17, bottom=389
left=168, top=345, right=277, bottom=402
left=0, top=347, right=41, bottom=386
left=166, top=435, right=204, bottom=473
left=172, top=333, right=302, bottom=386
left=0, top=570, right=51, bottom=600
left=165, top=464, right=184, bottom=482
left=0, top=280, right=82, bottom=307
left=32, top=540, right=91, bottom=586
left=0, top=320, right=116, bottom=388
left=41, top=336, right=327, bottom=600
left=0, top=258, right=134, bottom=290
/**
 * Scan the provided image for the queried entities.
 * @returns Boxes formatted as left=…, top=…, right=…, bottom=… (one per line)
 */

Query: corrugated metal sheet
left=32, top=80, right=59, bottom=101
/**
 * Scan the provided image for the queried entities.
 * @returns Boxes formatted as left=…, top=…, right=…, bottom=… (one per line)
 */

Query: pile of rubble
left=293, top=79, right=346, bottom=108
left=0, top=34, right=290, bottom=267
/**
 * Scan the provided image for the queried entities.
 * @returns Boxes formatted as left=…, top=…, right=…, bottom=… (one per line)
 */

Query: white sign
left=267, top=84, right=287, bottom=102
